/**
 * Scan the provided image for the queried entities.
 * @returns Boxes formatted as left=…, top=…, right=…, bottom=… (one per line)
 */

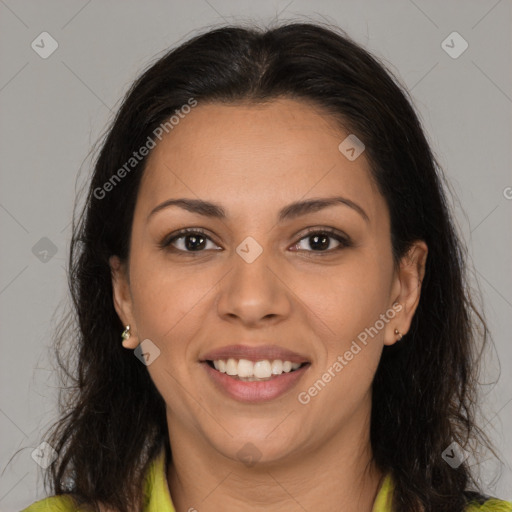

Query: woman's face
left=111, top=97, right=427, bottom=466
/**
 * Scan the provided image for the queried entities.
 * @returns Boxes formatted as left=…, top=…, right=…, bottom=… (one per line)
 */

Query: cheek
left=295, top=251, right=390, bottom=404
left=128, top=251, right=224, bottom=365
left=128, top=266, right=209, bottom=419
left=304, top=347, right=380, bottom=434
left=130, top=271, right=200, bottom=344
left=297, top=253, right=391, bottom=337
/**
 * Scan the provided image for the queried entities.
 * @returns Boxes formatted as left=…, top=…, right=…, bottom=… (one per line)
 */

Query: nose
left=216, top=244, right=292, bottom=327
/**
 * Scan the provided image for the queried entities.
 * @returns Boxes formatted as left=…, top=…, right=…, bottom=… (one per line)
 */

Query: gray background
left=0, top=1, right=511, bottom=510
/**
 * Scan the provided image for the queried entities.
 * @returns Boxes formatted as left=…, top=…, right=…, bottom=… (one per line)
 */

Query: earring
left=121, top=325, right=131, bottom=341
left=394, top=328, right=403, bottom=340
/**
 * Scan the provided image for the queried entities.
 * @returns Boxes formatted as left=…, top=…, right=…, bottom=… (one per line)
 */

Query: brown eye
left=290, top=229, right=352, bottom=254
left=159, top=228, right=220, bottom=254
left=159, top=227, right=352, bottom=256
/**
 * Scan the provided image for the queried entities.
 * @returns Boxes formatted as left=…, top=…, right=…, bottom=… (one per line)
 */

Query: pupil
left=310, top=234, right=329, bottom=251
left=185, top=234, right=206, bottom=251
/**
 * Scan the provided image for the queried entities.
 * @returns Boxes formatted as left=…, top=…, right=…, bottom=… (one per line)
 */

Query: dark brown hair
left=37, top=20, right=503, bottom=511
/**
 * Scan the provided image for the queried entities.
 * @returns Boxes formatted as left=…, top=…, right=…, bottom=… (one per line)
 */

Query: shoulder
left=20, top=495, right=117, bottom=512
left=20, top=495, right=80, bottom=511
left=380, top=474, right=511, bottom=512
left=20, top=449, right=168, bottom=512
left=465, top=498, right=512, bottom=511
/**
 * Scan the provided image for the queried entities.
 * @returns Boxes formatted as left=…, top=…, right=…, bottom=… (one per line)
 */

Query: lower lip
left=202, top=362, right=310, bottom=403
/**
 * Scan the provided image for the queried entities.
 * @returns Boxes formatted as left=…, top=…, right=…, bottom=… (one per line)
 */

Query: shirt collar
left=144, top=448, right=176, bottom=512
left=144, top=447, right=394, bottom=512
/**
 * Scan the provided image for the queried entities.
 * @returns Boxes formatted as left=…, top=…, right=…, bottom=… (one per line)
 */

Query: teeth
left=254, top=360, right=272, bottom=379
left=238, top=359, right=253, bottom=378
left=226, top=358, right=238, bottom=376
left=211, top=358, right=304, bottom=379
left=271, top=360, right=283, bottom=375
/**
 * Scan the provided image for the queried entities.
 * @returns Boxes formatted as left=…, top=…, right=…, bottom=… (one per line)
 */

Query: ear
left=385, top=240, right=428, bottom=346
left=109, top=255, right=139, bottom=349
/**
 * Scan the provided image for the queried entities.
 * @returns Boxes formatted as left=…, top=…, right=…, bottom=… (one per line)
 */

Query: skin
left=110, top=97, right=428, bottom=512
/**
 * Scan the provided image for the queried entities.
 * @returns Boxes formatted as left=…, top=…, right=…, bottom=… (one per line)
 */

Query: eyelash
left=158, top=227, right=352, bottom=257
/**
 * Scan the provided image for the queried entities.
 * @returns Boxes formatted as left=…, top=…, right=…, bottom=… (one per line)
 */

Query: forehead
left=137, top=98, right=384, bottom=224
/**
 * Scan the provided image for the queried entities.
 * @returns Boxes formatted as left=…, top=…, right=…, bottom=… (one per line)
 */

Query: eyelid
left=290, top=227, right=353, bottom=254
left=158, top=226, right=353, bottom=254
left=158, top=227, right=218, bottom=250
left=297, top=226, right=350, bottom=242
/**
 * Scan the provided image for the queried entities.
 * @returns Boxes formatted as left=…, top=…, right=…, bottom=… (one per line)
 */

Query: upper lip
left=201, top=344, right=311, bottom=364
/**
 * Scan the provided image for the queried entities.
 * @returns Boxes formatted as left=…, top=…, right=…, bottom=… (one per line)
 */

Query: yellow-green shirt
left=21, top=449, right=512, bottom=511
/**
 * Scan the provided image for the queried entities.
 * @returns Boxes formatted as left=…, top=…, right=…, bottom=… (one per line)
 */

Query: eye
left=159, top=227, right=352, bottom=255
left=159, top=228, right=220, bottom=254
left=290, top=228, right=352, bottom=254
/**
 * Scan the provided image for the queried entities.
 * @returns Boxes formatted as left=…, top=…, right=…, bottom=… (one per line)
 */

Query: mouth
left=200, top=356, right=311, bottom=403
left=204, top=358, right=310, bottom=381
left=199, top=344, right=311, bottom=402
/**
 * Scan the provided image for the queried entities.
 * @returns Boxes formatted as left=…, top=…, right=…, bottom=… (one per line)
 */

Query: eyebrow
left=148, top=196, right=370, bottom=224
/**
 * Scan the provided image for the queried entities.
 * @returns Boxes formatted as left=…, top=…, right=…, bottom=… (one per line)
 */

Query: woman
left=22, top=21, right=511, bottom=512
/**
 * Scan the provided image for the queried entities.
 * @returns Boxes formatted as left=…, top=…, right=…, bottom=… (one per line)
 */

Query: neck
left=166, top=402, right=384, bottom=511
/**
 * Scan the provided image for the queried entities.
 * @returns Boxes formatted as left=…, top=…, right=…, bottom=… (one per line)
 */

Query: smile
left=202, top=359, right=311, bottom=402
left=207, top=358, right=306, bottom=380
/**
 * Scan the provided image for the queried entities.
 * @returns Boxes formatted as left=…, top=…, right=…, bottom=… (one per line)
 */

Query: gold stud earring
left=394, top=328, right=403, bottom=340
left=121, top=325, right=131, bottom=342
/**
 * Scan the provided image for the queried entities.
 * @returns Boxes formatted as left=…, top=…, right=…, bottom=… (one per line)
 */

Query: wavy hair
left=37, top=21, right=502, bottom=512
